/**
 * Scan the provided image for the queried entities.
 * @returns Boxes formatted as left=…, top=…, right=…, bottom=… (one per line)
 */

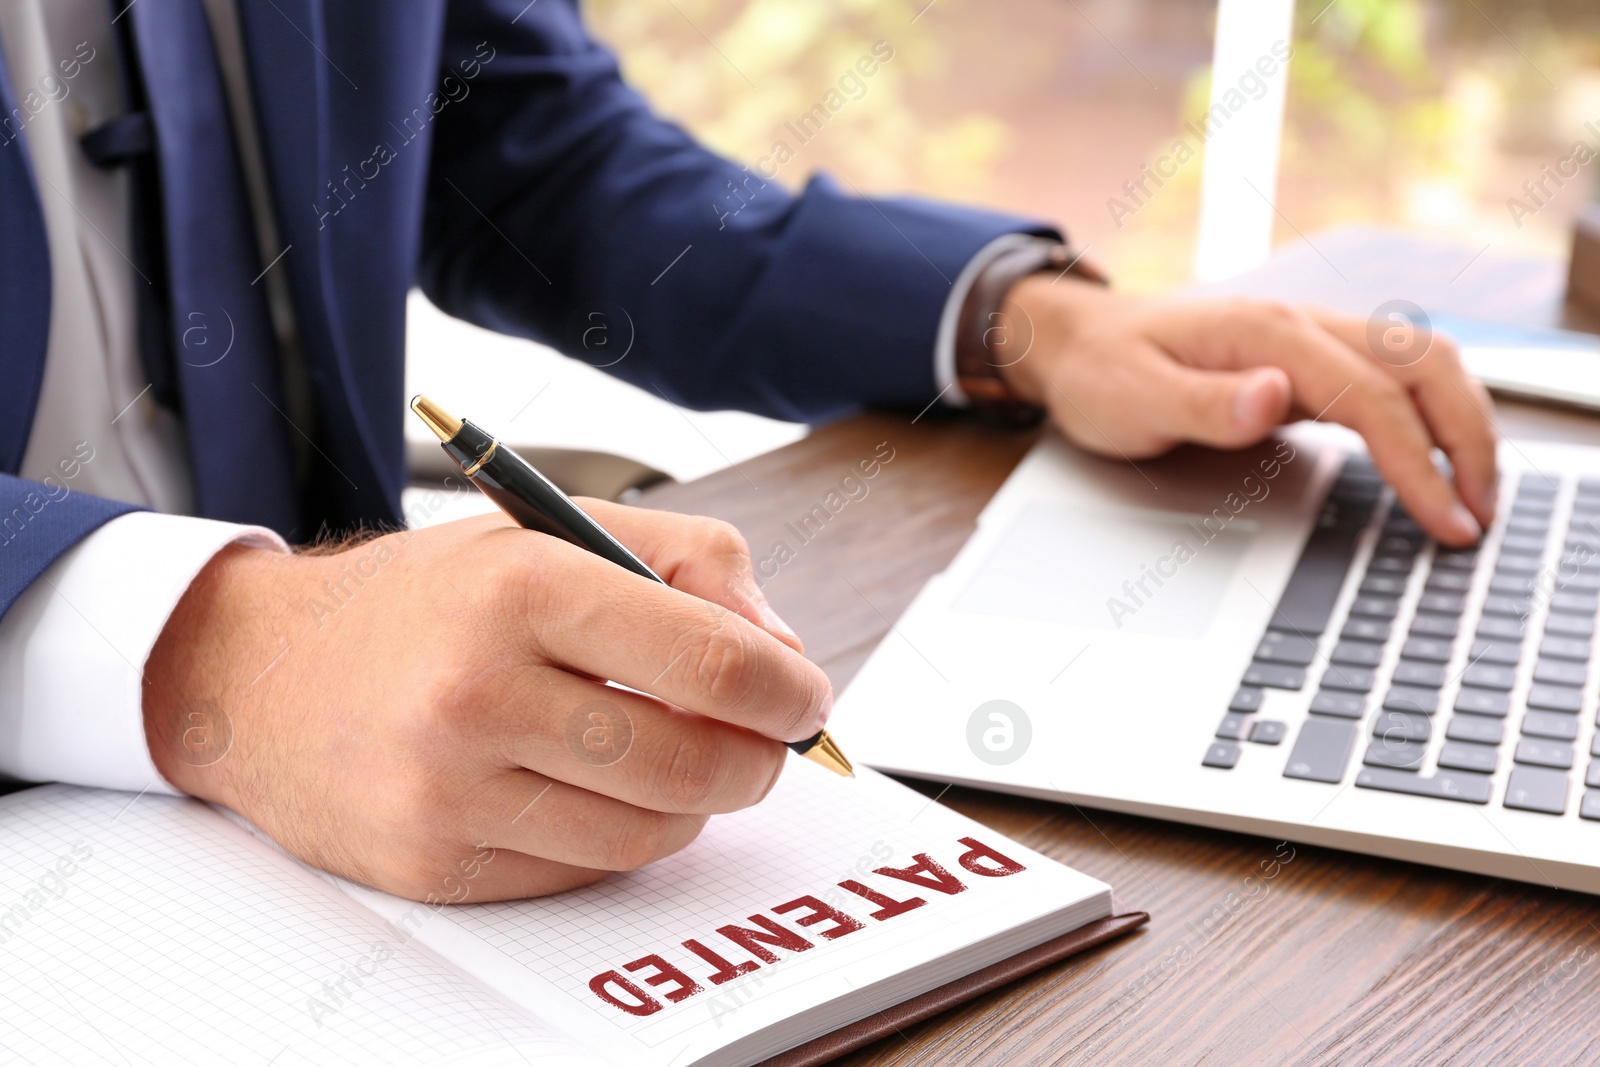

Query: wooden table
left=640, top=231, right=1600, bottom=1066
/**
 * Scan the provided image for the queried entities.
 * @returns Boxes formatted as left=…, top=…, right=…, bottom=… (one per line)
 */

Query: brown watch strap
left=954, top=240, right=1108, bottom=423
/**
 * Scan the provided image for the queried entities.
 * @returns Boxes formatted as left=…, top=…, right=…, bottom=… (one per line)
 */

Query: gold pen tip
left=802, top=731, right=855, bottom=778
left=410, top=394, right=463, bottom=442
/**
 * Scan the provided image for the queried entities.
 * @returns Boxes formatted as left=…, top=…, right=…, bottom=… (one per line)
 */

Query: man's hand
left=1002, top=276, right=1499, bottom=546
left=142, top=503, right=831, bottom=903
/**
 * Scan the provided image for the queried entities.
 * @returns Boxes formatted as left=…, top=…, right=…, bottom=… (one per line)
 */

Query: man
left=0, top=0, right=1496, bottom=902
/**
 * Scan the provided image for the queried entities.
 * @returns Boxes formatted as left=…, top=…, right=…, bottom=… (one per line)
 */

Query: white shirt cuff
left=933, top=233, right=1052, bottom=407
left=0, top=511, right=289, bottom=794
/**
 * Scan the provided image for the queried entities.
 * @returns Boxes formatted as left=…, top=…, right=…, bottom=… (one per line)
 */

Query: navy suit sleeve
left=420, top=0, right=1059, bottom=423
left=0, top=475, right=140, bottom=618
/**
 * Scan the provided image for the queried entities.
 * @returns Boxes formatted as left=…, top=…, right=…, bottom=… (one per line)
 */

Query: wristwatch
left=954, top=239, right=1108, bottom=423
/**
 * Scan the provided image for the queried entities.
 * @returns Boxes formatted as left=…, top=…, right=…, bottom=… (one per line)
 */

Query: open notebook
left=0, top=758, right=1136, bottom=1066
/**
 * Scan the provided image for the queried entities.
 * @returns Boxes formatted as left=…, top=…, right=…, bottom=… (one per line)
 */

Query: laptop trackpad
left=954, top=501, right=1256, bottom=639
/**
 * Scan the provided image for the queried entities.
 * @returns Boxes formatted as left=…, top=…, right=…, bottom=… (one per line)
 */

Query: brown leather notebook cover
left=757, top=909, right=1149, bottom=1067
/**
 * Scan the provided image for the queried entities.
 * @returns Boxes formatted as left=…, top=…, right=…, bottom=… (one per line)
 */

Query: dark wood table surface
left=640, top=231, right=1600, bottom=1066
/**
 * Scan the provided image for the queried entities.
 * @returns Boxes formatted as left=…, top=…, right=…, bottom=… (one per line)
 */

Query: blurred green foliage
left=586, top=0, right=1009, bottom=197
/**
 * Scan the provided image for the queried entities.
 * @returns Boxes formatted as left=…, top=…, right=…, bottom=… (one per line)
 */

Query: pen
left=410, top=394, right=854, bottom=778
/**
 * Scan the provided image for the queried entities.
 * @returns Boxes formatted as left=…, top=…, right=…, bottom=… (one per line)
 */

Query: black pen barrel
left=442, top=419, right=661, bottom=583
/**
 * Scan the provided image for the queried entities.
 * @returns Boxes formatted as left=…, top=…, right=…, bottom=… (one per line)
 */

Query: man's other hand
left=1003, top=276, right=1499, bottom=547
left=142, top=503, right=830, bottom=903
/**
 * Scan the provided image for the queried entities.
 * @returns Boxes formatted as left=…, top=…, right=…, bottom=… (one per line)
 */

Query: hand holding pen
left=412, top=395, right=854, bottom=777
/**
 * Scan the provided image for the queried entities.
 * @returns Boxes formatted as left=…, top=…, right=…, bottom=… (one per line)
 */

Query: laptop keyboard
left=1205, top=455, right=1600, bottom=821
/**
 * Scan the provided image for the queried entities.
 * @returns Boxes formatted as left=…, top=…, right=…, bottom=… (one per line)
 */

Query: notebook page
left=344, top=758, right=1112, bottom=1067
left=0, top=785, right=589, bottom=1067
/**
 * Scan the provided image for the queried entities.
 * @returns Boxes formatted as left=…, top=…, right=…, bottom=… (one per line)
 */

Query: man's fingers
left=436, top=848, right=608, bottom=904
left=574, top=499, right=804, bottom=653
left=1302, top=310, right=1500, bottom=525
left=468, top=670, right=787, bottom=815
left=1256, top=315, right=1481, bottom=546
left=472, top=769, right=710, bottom=873
left=504, top=534, right=834, bottom=744
left=1125, top=356, right=1293, bottom=450
left=1149, top=304, right=1482, bottom=545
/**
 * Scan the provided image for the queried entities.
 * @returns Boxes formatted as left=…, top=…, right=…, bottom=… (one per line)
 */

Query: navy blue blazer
left=0, top=0, right=1050, bottom=616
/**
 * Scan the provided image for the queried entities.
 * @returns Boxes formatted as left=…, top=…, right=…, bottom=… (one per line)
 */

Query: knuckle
left=688, top=622, right=760, bottom=712
left=658, top=731, right=725, bottom=810
left=1229, top=297, right=1302, bottom=331
left=1360, top=373, right=1410, bottom=411
left=696, top=517, right=751, bottom=562
left=602, top=808, right=677, bottom=870
left=415, top=651, right=498, bottom=741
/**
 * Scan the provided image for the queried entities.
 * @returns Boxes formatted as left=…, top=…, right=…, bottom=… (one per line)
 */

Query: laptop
left=830, top=422, right=1600, bottom=893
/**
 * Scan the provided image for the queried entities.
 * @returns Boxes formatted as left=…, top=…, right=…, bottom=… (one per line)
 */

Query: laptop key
left=1383, top=686, right=1439, bottom=715
left=1217, top=713, right=1251, bottom=740
left=1407, top=614, right=1459, bottom=639
left=1424, top=570, right=1472, bottom=593
left=1552, top=591, right=1600, bottom=615
left=1248, top=720, right=1287, bottom=745
left=1489, top=574, right=1536, bottom=597
left=1496, top=555, right=1543, bottom=576
left=1376, top=535, right=1423, bottom=556
left=1482, top=595, right=1534, bottom=618
left=1540, top=635, right=1592, bottom=662
left=1392, top=661, right=1448, bottom=688
left=1546, top=614, right=1596, bottom=638
left=1446, top=714, right=1504, bottom=745
left=1433, top=549, right=1479, bottom=570
left=1320, top=664, right=1375, bottom=693
left=1467, top=639, right=1522, bottom=666
left=1367, top=555, right=1414, bottom=575
left=1514, top=738, right=1574, bottom=770
left=1526, top=684, right=1583, bottom=714
left=1373, top=710, right=1430, bottom=742
left=1474, top=615, right=1523, bottom=640
left=1518, top=474, right=1558, bottom=497
left=1401, top=636, right=1454, bottom=663
left=1202, top=742, right=1240, bottom=769
left=1455, top=687, right=1510, bottom=716
left=1559, top=571, right=1600, bottom=594
left=1417, top=592, right=1466, bottom=616
left=1359, top=574, right=1408, bottom=597
left=1356, top=766, right=1493, bottom=803
left=1242, top=661, right=1306, bottom=690
left=1500, top=534, right=1548, bottom=555
left=1582, top=792, right=1600, bottom=821
left=1508, top=515, right=1550, bottom=535
left=1330, top=641, right=1384, bottom=667
left=1522, top=710, right=1579, bottom=741
left=1282, top=719, right=1357, bottom=783
left=1270, top=525, right=1366, bottom=635
left=1309, top=690, right=1365, bottom=718
left=1504, top=766, right=1569, bottom=814
left=1350, top=596, right=1400, bottom=620
left=1228, top=686, right=1264, bottom=713
left=1364, top=738, right=1426, bottom=770
left=1255, top=631, right=1319, bottom=666
left=1534, top=659, right=1587, bottom=688
left=1438, top=741, right=1499, bottom=774
left=1588, top=761, right=1600, bottom=789
left=1343, top=617, right=1392, bottom=642
left=1593, top=734, right=1600, bottom=759
left=1461, top=663, right=1516, bottom=691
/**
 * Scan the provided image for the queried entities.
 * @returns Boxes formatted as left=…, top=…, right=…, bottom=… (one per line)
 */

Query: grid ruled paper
left=0, top=786, right=584, bottom=1067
